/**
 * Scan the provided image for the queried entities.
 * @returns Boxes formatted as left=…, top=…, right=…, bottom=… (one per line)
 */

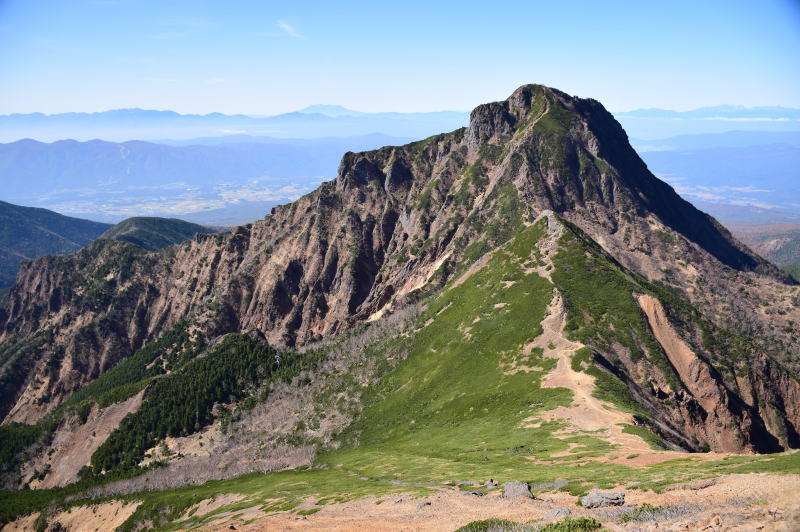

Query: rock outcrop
left=502, top=481, right=533, bottom=499
left=581, top=491, right=625, bottom=508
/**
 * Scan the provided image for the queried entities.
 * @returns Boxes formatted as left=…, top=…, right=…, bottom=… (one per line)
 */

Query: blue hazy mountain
left=297, top=104, right=369, bottom=117
left=631, top=130, right=800, bottom=152
left=617, top=105, right=800, bottom=119
left=153, top=132, right=409, bottom=147
left=614, top=106, right=800, bottom=139
left=1, top=104, right=798, bottom=225
left=0, top=108, right=469, bottom=143
left=3, top=104, right=798, bottom=143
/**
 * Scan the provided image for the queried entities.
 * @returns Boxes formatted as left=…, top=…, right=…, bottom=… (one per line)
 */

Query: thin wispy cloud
left=276, top=20, right=302, bottom=38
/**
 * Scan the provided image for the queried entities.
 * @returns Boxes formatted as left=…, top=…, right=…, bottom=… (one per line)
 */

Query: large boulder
left=502, top=481, right=532, bottom=499
left=581, top=491, right=625, bottom=508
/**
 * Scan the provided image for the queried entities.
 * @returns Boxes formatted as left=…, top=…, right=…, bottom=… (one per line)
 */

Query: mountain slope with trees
left=99, top=217, right=217, bottom=251
left=1, top=85, right=799, bottom=529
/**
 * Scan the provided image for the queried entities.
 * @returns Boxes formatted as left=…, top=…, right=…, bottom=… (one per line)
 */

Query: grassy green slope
left=99, top=217, right=217, bottom=251
left=326, top=221, right=581, bottom=480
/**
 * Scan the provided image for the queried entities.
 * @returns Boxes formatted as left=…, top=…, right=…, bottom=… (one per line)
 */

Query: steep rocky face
left=1, top=85, right=797, bottom=456
left=635, top=294, right=797, bottom=452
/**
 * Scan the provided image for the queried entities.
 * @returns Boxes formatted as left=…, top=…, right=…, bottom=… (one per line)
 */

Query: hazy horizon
left=3, top=101, right=800, bottom=117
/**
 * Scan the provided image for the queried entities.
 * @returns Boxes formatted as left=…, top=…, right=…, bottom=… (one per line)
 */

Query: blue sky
left=1, top=0, right=798, bottom=114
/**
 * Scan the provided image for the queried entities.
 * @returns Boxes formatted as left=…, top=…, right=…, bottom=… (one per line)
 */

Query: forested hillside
left=99, top=217, right=217, bottom=251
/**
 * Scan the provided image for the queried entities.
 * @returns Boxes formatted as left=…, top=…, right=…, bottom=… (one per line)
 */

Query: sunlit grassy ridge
left=324, top=221, right=581, bottom=478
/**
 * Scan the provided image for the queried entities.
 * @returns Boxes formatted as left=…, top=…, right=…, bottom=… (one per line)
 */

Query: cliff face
left=1, top=85, right=798, bottom=455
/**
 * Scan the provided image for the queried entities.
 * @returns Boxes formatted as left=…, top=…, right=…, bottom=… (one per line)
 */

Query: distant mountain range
left=631, top=130, right=800, bottom=152
left=2, top=104, right=799, bottom=143
left=636, top=133, right=800, bottom=222
left=615, top=106, right=800, bottom=139
left=0, top=102, right=798, bottom=226
left=1, top=129, right=796, bottom=226
left=617, top=105, right=800, bottom=119
left=0, top=107, right=467, bottom=143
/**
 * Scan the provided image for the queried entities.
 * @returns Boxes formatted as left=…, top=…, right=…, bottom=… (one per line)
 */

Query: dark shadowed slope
left=0, top=201, right=110, bottom=287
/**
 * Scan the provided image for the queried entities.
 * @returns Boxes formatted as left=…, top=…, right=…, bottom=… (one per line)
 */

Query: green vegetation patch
left=552, top=226, right=661, bottom=366
left=455, top=518, right=520, bottom=532
left=621, top=424, right=668, bottom=451
left=780, top=264, right=800, bottom=282
left=0, top=422, right=43, bottom=474
left=65, top=320, right=203, bottom=410
left=455, top=516, right=602, bottom=532
left=0, top=320, right=204, bottom=476
left=540, top=517, right=603, bottom=532
left=325, top=221, right=585, bottom=483
left=91, top=334, right=282, bottom=473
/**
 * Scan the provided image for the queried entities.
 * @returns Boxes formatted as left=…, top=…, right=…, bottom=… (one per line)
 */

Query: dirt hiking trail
left=527, top=290, right=654, bottom=454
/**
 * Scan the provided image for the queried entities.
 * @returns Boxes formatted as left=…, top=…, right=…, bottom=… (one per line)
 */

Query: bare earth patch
left=24, top=390, right=145, bottom=488
left=637, top=294, right=709, bottom=410
left=2, top=501, right=140, bottom=532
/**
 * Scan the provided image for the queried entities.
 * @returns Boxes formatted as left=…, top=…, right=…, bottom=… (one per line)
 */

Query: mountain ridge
left=98, top=217, right=218, bottom=251
left=0, top=107, right=470, bottom=143
left=1, top=85, right=798, bottom=503
left=0, top=201, right=111, bottom=288
left=615, top=105, right=800, bottom=119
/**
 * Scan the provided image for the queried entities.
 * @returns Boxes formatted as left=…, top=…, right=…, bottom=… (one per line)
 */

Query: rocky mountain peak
left=0, top=84, right=795, bottom=435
